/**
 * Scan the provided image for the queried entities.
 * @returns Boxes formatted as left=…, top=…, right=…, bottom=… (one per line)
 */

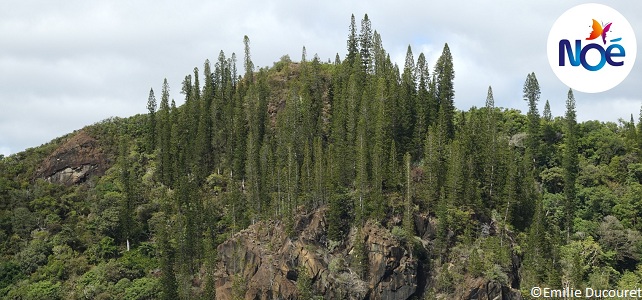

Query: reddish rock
left=35, top=130, right=110, bottom=185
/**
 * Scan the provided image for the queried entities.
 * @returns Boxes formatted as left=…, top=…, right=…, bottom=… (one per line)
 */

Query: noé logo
left=547, top=4, right=636, bottom=93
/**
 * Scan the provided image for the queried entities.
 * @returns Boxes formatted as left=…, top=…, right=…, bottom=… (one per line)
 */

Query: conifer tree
left=301, top=140, right=313, bottom=209
left=485, top=86, right=494, bottom=109
left=246, top=128, right=260, bottom=222
left=196, top=60, right=214, bottom=182
left=178, top=74, right=195, bottom=174
left=387, top=140, right=400, bottom=189
left=413, top=52, right=430, bottom=160
left=158, top=213, right=178, bottom=300
left=522, top=196, right=555, bottom=286
left=259, top=139, right=274, bottom=216
left=329, top=62, right=348, bottom=188
left=346, top=14, right=359, bottom=64
left=244, top=35, right=254, bottom=83
left=343, top=57, right=363, bottom=183
left=543, top=99, right=552, bottom=122
left=146, top=88, right=157, bottom=153
left=192, top=67, right=201, bottom=105
left=627, top=114, right=638, bottom=150
left=355, top=100, right=368, bottom=222
left=230, top=52, right=238, bottom=87
left=372, top=30, right=386, bottom=75
left=312, top=137, right=325, bottom=208
left=170, top=99, right=179, bottom=183
left=423, top=126, right=440, bottom=212
left=483, top=86, right=499, bottom=208
left=457, top=111, right=482, bottom=211
left=370, top=77, right=387, bottom=219
left=352, top=228, right=368, bottom=280
left=403, top=152, right=414, bottom=236
left=190, top=68, right=201, bottom=156
left=203, top=229, right=217, bottom=299
left=444, top=140, right=464, bottom=208
left=435, top=43, right=455, bottom=140
left=396, top=45, right=416, bottom=156
left=523, top=72, right=541, bottom=167
left=563, top=89, right=578, bottom=239
left=507, top=149, right=535, bottom=231
left=157, top=79, right=172, bottom=186
left=359, top=14, right=373, bottom=73
left=285, top=145, right=299, bottom=233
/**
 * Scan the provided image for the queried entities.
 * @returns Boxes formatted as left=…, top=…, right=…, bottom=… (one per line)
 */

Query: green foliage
left=0, top=261, right=23, bottom=293
left=5, top=280, right=61, bottom=300
left=560, top=236, right=606, bottom=287
left=231, top=274, right=247, bottom=300
left=297, top=265, right=314, bottom=299
left=327, top=191, right=353, bottom=242
left=541, top=167, right=564, bottom=194
left=563, top=89, right=579, bottom=236
left=523, top=72, right=541, bottom=167
left=3, top=12, right=642, bottom=298
left=351, top=228, right=368, bottom=280
left=466, top=236, right=512, bottom=284
left=123, top=277, right=161, bottom=300
left=597, top=215, right=642, bottom=269
left=16, top=238, right=51, bottom=275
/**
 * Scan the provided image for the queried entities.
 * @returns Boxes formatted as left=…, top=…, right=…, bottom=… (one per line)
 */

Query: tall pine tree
left=435, top=43, right=455, bottom=140
left=346, top=14, right=359, bottom=65
left=523, top=72, right=541, bottom=168
left=359, top=14, right=373, bottom=73
left=244, top=35, right=254, bottom=83
left=563, top=89, right=578, bottom=239
left=146, top=88, right=157, bottom=153
left=157, top=79, right=172, bottom=186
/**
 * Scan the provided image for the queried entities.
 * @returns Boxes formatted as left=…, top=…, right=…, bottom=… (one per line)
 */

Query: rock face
left=35, top=131, right=110, bottom=186
left=462, top=278, right=523, bottom=300
left=215, top=209, right=418, bottom=300
left=215, top=208, right=523, bottom=300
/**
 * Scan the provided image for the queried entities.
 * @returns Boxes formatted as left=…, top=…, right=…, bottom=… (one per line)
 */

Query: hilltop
left=2, top=14, right=642, bottom=299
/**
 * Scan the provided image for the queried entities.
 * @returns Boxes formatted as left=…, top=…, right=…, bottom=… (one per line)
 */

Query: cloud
left=1, top=0, right=641, bottom=155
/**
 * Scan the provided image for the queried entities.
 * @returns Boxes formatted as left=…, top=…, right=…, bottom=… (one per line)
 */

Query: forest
left=1, top=14, right=642, bottom=299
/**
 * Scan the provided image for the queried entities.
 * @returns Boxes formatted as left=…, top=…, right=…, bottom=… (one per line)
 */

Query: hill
left=2, top=14, right=642, bottom=299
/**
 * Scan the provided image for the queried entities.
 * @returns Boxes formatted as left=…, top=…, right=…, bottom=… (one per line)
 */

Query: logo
left=547, top=3, right=636, bottom=93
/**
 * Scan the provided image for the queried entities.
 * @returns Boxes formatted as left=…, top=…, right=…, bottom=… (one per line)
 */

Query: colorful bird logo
left=586, top=19, right=613, bottom=44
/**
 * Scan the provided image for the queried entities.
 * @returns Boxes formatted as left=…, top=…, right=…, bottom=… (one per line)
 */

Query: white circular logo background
left=547, top=3, right=636, bottom=93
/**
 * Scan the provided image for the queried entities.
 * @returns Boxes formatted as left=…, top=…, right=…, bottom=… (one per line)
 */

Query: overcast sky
left=1, top=0, right=641, bottom=156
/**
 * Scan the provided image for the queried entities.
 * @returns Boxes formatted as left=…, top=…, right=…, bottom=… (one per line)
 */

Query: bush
left=16, top=239, right=51, bottom=274
left=5, top=280, right=61, bottom=300
left=119, top=248, right=157, bottom=279
left=391, top=226, right=409, bottom=243
left=0, top=261, right=23, bottom=292
left=124, top=277, right=160, bottom=300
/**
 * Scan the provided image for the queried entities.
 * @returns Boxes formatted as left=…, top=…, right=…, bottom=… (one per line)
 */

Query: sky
left=1, top=0, right=641, bottom=156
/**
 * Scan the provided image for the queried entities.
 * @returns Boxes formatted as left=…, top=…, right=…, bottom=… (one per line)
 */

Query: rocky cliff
left=215, top=208, right=523, bottom=299
left=34, top=130, right=110, bottom=185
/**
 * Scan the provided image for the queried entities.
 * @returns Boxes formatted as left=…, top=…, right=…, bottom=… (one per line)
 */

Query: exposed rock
left=215, top=209, right=418, bottom=299
left=35, top=130, right=110, bottom=185
left=215, top=207, right=523, bottom=300
left=462, top=278, right=523, bottom=300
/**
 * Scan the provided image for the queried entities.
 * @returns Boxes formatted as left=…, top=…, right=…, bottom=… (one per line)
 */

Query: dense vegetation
left=2, top=14, right=642, bottom=299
